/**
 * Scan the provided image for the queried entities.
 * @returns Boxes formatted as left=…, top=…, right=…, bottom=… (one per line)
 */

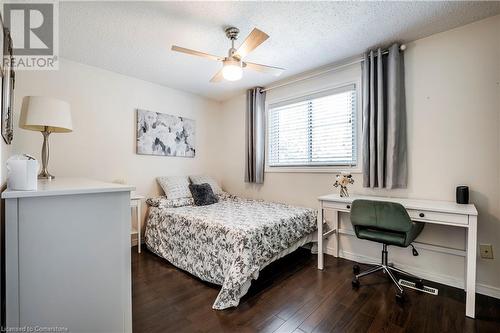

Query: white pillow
left=189, top=175, right=223, bottom=194
left=157, top=176, right=192, bottom=199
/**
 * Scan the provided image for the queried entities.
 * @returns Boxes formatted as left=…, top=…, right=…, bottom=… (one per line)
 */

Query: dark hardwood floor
left=132, top=247, right=500, bottom=333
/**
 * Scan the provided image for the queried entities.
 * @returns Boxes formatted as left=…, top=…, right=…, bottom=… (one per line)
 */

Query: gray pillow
left=156, top=176, right=192, bottom=199
left=189, top=183, right=218, bottom=206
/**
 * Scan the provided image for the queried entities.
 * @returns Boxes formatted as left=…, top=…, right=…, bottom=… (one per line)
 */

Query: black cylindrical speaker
left=456, top=186, right=469, bottom=204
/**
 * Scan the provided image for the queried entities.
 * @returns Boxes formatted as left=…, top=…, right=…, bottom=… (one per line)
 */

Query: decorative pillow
left=146, top=196, right=194, bottom=208
left=189, top=183, right=218, bottom=206
left=189, top=175, right=223, bottom=194
left=157, top=176, right=192, bottom=199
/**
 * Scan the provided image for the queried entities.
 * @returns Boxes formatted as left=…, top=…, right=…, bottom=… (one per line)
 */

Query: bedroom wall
left=214, top=15, right=500, bottom=297
left=10, top=59, right=222, bottom=240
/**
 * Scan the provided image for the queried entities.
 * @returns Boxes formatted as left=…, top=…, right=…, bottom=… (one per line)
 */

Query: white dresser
left=2, top=178, right=134, bottom=332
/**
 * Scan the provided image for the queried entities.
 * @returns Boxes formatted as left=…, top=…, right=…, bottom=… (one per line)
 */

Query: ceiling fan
left=171, top=27, right=285, bottom=82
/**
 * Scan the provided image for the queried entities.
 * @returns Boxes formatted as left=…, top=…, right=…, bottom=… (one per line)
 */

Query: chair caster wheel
left=415, top=279, right=424, bottom=290
left=353, top=265, right=360, bottom=274
left=396, top=291, right=405, bottom=303
left=352, top=278, right=360, bottom=289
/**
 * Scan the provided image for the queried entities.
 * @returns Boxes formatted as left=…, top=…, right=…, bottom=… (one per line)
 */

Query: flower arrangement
left=333, top=173, right=354, bottom=197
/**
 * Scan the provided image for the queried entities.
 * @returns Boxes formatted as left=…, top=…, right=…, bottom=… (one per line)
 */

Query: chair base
left=351, top=244, right=424, bottom=301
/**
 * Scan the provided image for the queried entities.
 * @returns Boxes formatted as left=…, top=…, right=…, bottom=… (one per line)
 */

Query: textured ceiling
left=60, top=1, right=500, bottom=101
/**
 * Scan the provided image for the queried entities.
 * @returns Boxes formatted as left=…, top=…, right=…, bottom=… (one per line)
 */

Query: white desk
left=317, top=193, right=478, bottom=318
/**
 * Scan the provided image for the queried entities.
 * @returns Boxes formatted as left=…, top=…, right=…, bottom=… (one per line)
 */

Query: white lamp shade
left=20, top=96, right=73, bottom=133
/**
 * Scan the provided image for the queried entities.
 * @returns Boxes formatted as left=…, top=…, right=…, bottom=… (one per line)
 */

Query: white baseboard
left=325, top=246, right=500, bottom=300
left=131, top=235, right=139, bottom=247
left=477, top=283, right=500, bottom=299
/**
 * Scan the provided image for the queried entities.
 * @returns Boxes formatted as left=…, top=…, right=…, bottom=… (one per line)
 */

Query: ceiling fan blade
left=209, top=69, right=224, bottom=83
left=244, top=62, right=285, bottom=76
left=171, top=45, right=224, bottom=62
left=233, top=28, right=269, bottom=60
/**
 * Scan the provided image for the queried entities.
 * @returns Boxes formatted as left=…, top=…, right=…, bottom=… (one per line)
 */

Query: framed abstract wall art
left=136, top=109, right=195, bottom=157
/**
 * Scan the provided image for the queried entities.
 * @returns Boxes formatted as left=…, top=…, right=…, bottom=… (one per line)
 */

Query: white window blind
left=268, top=85, right=357, bottom=167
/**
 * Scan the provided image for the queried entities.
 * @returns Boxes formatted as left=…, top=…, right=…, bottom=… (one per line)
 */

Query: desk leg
left=333, top=210, right=340, bottom=257
left=318, top=204, right=324, bottom=270
left=466, top=216, right=477, bottom=318
left=137, top=201, right=142, bottom=254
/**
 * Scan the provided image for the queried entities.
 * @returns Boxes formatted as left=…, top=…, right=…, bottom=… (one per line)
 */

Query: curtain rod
left=262, top=44, right=406, bottom=93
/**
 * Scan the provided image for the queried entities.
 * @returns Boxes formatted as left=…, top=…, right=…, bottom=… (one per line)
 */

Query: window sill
left=265, top=166, right=362, bottom=174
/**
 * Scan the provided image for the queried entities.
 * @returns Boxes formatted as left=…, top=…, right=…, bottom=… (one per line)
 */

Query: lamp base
left=38, top=170, right=55, bottom=180
left=39, top=129, right=55, bottom=180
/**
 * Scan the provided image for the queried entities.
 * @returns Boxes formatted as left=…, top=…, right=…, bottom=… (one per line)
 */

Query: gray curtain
left=362, top=43, right=407, bottom=189
left=245, top=87, right=266, bottom=184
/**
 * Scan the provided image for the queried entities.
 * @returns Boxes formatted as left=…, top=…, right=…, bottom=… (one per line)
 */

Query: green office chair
left=350, top=199, right=425, bottom=301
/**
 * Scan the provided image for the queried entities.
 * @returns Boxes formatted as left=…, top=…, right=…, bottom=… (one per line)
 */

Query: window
left=268, top=85, right=357, bottom=168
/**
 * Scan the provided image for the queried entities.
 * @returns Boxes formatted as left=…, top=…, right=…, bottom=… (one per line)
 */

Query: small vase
left=340, top=186, right=349, bottom=197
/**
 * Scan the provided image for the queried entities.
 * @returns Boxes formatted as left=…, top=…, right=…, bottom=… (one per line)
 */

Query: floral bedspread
left=144, top=196, right=317, bottom=310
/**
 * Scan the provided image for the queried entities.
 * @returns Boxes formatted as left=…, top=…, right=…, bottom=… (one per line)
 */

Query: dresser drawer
left=407, top=209, right=468, bottom=226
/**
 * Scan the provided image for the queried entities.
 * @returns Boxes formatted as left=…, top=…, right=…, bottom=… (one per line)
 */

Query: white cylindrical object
left=7, top=158, right=39, bottom=191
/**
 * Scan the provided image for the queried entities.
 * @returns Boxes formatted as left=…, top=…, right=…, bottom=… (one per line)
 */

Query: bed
left=144, top=193, right=317, bottom=310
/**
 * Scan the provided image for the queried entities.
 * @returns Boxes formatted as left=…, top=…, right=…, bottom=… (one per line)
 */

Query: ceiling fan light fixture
left=171, top=27, right=284, bottom=83
left=222, top=59, right=242, bottom=81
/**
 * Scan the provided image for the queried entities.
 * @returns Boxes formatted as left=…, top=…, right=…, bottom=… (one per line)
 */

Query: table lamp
left=19, top=96, right=72, bottom=179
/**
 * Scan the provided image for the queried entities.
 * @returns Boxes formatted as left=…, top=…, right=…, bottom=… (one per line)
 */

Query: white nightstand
left=130, top=194, right=145, bottom=253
